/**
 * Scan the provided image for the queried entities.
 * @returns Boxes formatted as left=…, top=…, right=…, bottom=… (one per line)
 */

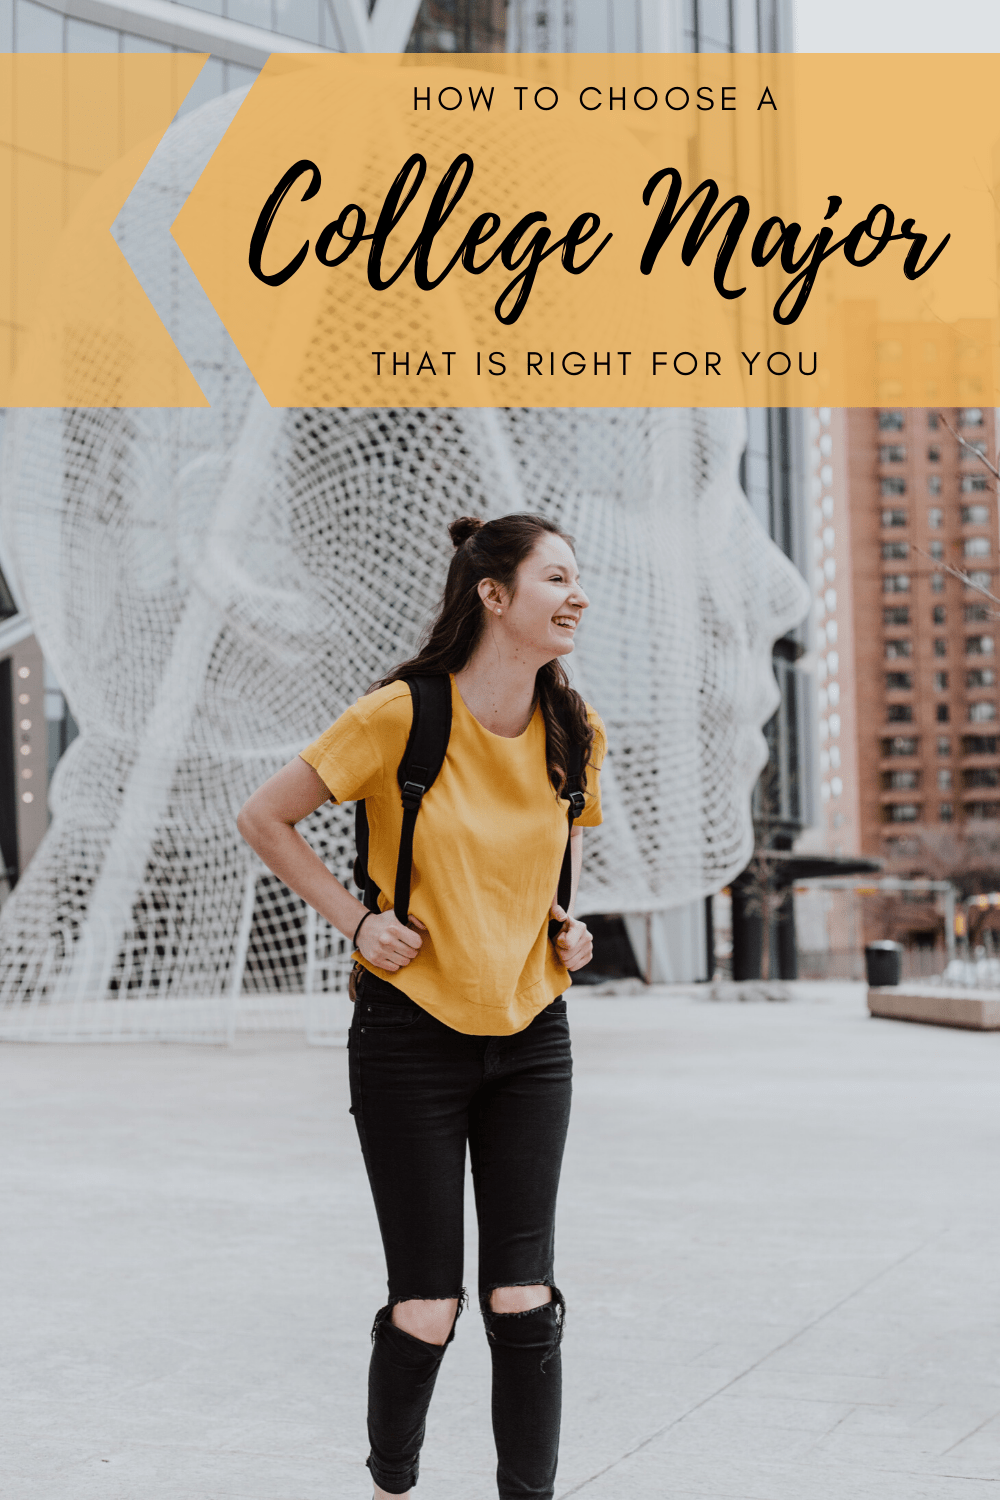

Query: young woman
left=237, top=513, right=605, bottom=1500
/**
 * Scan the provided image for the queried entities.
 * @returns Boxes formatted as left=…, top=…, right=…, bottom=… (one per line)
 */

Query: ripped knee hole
left=488, top=1284, right=553, bottom=1314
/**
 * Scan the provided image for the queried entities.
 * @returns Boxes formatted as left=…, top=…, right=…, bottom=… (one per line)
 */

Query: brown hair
left=375, top=513, right=593, bottom=792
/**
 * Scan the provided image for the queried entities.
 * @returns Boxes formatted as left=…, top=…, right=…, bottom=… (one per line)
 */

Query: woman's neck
left=454, top=645, right=539, bottom=738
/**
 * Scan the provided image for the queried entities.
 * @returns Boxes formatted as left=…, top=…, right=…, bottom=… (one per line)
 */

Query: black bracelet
left=353, top=910, right=375, bottom=947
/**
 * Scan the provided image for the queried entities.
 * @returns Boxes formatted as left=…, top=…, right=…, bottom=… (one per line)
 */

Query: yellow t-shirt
left=300, top=675, right=605, bottom=1035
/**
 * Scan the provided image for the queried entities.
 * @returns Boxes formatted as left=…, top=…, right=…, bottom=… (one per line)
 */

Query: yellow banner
left=0, top=54, right=208, bottom=408
left=172, top=53, right=1000, bottom=408
left=5, top=54, right=1000, bottom=408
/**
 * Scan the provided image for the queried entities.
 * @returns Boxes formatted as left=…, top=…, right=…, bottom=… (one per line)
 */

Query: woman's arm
left=550, top=826, right=593, bottom=972
left=236, top=758, right=424, bottom=973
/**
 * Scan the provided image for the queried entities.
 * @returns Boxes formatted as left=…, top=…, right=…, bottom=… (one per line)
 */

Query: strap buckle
left=567, top=789, right=586, bottom=818
left=401, top=779, right=427, bottom=811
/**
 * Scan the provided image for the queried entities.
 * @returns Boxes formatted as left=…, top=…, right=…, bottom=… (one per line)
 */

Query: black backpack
left=353, top=674, right=587, bottom=937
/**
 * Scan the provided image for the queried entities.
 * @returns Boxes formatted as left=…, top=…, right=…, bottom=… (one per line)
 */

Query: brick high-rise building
left=797, top=403, right=1000, bottom=971
left=847, top=405, right=999, bottom=859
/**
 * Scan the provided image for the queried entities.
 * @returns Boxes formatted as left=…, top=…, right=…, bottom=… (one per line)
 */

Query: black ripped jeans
left=347, top=966, right=573, bottom=1499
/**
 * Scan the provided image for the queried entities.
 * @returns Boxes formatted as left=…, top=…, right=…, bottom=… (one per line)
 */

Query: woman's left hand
left=550, top=903, right=593, bottom=971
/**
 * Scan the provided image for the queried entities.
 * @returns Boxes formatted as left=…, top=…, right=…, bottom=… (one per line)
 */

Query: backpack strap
left=353, top=800, right=380, bottom=914
left=393, top=675, right=452, bottom=923
left=550, top=739, right=588, bottom=938
left=353, top=676, right=452, bottom=925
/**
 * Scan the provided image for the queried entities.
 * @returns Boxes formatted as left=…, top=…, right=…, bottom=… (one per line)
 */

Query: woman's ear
left=477, top=577, right=505, bottom=615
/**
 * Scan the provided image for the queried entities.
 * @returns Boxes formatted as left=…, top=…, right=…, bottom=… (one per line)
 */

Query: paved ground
left=2, top=983, right=999, bottom=1500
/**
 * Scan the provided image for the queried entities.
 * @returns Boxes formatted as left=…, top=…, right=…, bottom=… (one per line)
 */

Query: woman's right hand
left=355, top=912, right=426, bottom=972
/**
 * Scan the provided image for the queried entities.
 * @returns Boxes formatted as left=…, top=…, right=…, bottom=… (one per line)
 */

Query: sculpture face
left=0, top=92, right=809, bottom=1025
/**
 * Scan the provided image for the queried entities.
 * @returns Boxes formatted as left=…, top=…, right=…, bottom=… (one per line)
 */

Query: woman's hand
left=549, top=903, right=593, bottom=972
left=356, top=912, right=427, bottom=973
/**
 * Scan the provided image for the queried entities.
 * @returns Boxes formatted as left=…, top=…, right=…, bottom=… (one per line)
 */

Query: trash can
left=865, top=940, right=903, bottom=987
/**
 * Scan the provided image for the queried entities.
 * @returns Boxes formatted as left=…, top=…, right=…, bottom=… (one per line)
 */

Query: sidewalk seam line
left=556, top=1230, right=945, bottom=1498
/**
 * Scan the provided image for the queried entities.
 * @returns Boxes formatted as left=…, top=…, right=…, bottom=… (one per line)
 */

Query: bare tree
left=873, top=824, right=1000, bottom=954
left=898, top=416, right=1000, bottom=921
left=911, top=412, right=1000, bottom=616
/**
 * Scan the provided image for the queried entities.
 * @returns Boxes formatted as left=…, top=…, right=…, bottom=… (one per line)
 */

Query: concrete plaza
left=2, top=984, right=998, bottom=1500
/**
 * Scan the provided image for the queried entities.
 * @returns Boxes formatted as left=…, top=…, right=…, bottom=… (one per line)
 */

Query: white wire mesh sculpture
left=0, top=91, right=808, bottom=1041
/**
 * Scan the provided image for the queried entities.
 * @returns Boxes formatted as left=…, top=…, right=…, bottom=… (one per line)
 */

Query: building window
left=938, top=768, right=953, bottom=789
left=962, top=441, right=988, bottom=458
left=879, top=411, right=904, bottom=430
left=960, top=408, right=984, bottom=426
left=0, top=570, right=16, bottom=624
left=888, top=704, right=914, bottom=723
left=963, top=767, right=1000, bottom=788
left=967, top=635, right=995, bottom=655
left=940, top=802, right=954, bottom=821
left=883, top=736, right=918, bottom=756
left=934, top=671, right=949, bottom=691
left=881, top=508, right=907, bottom=528
left=884, top=574, right=911, bottom=593
left=885, top=639, right=912, bottom=659
left=965, top=604, right=990, bottom=623
left=936, top=704, right=950, bottom=722
left=928, top=475, right=942, bottom=495
left=937, top=736, right=952, bottom=756
left=887, top=803, right=920, bottom=822
left=964, top=537, right=991, bottom=559
left=966, top=571, right=992, bottom=590
left=962, top=504, right=990, bottom=524
left=928, top=412, right=940, bottom=429
left=933, top=605, right=947, bottom=624
left=886, top=770, right=919, bottom=790
left=962, top=476, right=990, bottom=497
left=967, top=668, right=996, bottom=688
left=929, top=541, right=944, bottom=560
left=879, top=444, right=906, bottom=463
left=680, top=0, right=738, bottom=50
left=963, top=734, right=998, bottom=754
left=408, top=0, right=509, bottom=51
left=969, top=701, right=997, bottom=722
left=884, top=834, right=921, bottom=856
left=966, top=801, right=1000, bottom=819
left=934, top=637, right=947, bottom=657
left=931, top=573, right=945, bottom=592
left=928, top=506, right=943, bottom=526
left=928, top=445, right=941, bottom=462
left=884, top=606, right=910, bottom=625
left=886, top=672, right=913, bottom=690
left=880, top=477, right=907, bottom=496
left=882, top=541, right=909, bottom=560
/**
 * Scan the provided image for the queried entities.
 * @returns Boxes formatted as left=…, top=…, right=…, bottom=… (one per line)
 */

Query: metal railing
left=795, top=876, right=957, bottom=986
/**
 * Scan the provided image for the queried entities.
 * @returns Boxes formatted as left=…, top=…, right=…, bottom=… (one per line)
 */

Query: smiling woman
left=236, top=511, right=605, bottom=1500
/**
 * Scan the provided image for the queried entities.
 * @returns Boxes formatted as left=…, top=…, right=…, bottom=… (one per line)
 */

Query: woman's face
left=487, top=534, right=590, bottom=667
